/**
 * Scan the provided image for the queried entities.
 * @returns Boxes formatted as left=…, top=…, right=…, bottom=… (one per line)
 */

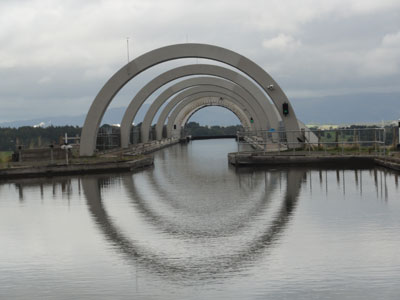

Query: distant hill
left=292, top=91, right=400, bottom=124
left=0, top=115, right=86, bottom=128
left=1, top=91, right=399, bottom=128
left=0, top=106, right=139, bottom=128
left=0, top=104, right=241, bottom=128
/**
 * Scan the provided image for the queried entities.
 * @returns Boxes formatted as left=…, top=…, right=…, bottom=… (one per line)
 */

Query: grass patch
left=0, top=151, right=12, bottom=163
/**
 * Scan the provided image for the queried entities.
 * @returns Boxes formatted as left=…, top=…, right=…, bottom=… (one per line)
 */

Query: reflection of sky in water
left=1, top=139, right=400, bottom=299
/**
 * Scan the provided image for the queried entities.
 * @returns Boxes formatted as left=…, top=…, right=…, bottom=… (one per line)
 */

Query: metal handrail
left=237, top=128, right=387, bottom=155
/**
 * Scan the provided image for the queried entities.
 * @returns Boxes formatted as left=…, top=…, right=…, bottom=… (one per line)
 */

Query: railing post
left=317, top=130, right=321, bottom=151
left=278, top=132, right=281, bottom=154
left=237, top=132, right=240, bottom=153
left=264, top=136, right=267, bottom=153
left=340, top=130, right=344, bottom=155
left=337, top=130, right=339, bottom=151
left=293, top=132, right=295, bottom=155
left=382, top=128, right=385, bottom=156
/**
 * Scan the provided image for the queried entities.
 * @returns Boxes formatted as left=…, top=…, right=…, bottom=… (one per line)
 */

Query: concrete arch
left=80, top=43, right=299, bottom=156
left=120, top=64, right=282, bottom=147
left=181, top=104, right=242, bottom=128
left=155, top=86, right=263, bottom=141
left=170, top=98, right=250, bottom=139
left=136, top=76, right=271, bottom=145
left=166, top=91, right=255, bottom=139
left=176, top=97, right=252, bottom=137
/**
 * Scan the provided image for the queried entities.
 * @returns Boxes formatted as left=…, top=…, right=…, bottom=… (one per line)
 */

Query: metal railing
left=96, top=132, right=120, bottom=150
left=237, top=128, right=387, bottom=155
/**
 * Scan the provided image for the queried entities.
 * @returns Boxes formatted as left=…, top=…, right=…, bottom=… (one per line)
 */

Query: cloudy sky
left=1, top=0, right=400, bottom=124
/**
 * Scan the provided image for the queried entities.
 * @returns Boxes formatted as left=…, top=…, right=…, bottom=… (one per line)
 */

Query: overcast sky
left=1, top=0, right=400, bottom=124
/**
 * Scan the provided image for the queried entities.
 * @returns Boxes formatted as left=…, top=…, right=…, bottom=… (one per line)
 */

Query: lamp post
left=61, top=133, right=72, bottom=165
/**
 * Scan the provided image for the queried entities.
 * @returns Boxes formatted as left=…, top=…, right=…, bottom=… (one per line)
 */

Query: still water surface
left=1, top=139, right=400, bottom=299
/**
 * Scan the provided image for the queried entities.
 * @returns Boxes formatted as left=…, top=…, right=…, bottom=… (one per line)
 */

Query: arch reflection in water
left=122, top=154, right=281, bottom=238
left=82, top=168, right=304, bottom=281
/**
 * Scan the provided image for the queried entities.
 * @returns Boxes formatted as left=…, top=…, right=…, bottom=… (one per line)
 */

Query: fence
left=237, top=128, right=387, bottom=155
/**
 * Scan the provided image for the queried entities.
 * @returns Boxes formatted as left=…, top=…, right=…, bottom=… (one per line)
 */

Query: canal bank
left=0, top=138, right=180, bottom=180
left=228, top=152, right=400, bottom=171
left=375, top=156, right=400, bottom=171
left=0, top=156, right=154, bottom=179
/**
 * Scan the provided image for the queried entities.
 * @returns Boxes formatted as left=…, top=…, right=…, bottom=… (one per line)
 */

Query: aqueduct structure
left=80, top=43, right=303, bottom=156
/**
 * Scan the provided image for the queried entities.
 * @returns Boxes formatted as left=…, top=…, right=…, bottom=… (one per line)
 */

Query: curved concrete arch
left=165, top=88, right=262, bottom=135
left=81, top=43, right=299, bottom=156
left=168, top=98, right=240, bottom=139
left=120, top=64, right=282, bottom=147
left=170, top=97, right=252, bottom=138
left=177, top=98, right=252, bottom=137
left=136, top=71, right=280, bottom=144
left=166, top=91, right=255, bottom=139
left=177, top=98, right=252, bottom=128
left=155, top=86, right=263, bottom=141
left=135, top=76, right=271, bottom=145
left=180, top=103, right=242, bottom=128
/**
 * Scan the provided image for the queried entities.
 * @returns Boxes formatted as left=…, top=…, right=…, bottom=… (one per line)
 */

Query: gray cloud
left=1, top=0, right=400, bottom=123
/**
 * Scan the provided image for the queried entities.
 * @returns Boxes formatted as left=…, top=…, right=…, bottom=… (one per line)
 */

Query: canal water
left=1, top=139, right=400, bottom=299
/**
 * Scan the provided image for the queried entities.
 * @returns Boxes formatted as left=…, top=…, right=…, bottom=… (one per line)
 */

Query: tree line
left=1, top=122, right=396, bottom=152
left=183, top=122, right=243, bottom=136
left=0, top=123, right=243, bottom=151
left=0, top=126, right=81, bottom=151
